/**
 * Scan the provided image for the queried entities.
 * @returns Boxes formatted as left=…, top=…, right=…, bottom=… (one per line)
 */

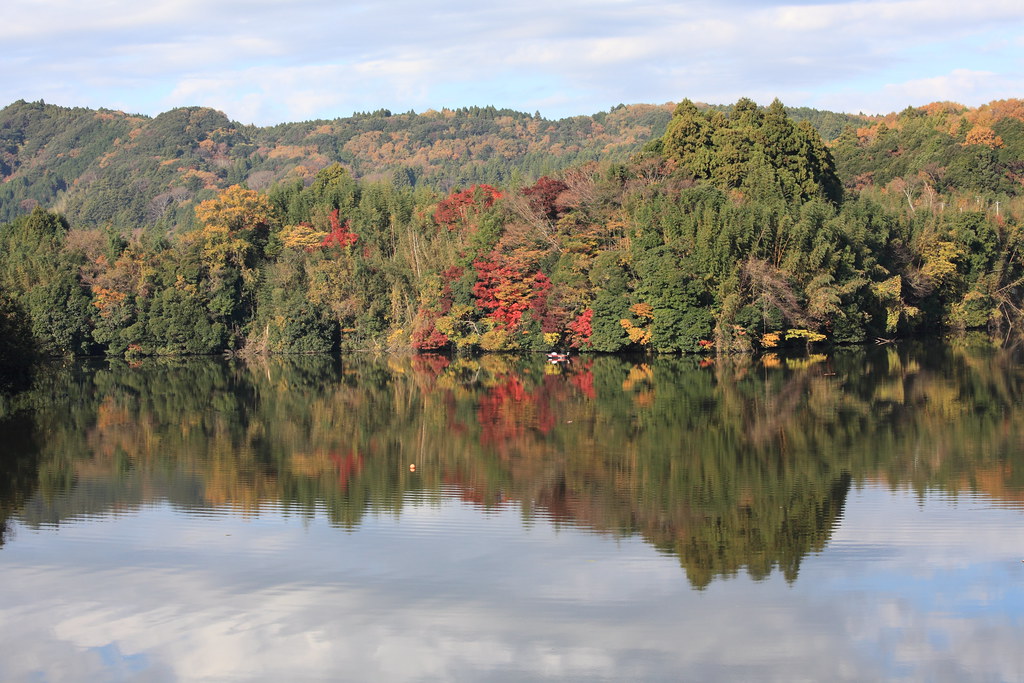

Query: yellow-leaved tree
left=181, top=185, right=280, bottom=331
left=188, top=184, right=277, bottom=280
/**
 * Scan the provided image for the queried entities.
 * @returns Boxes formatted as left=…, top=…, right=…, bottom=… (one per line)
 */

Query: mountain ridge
left=0, top=97, right=869, bottom=229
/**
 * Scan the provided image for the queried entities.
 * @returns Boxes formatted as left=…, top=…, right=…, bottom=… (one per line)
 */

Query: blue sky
left=4, top=0, right=1024, bottom=125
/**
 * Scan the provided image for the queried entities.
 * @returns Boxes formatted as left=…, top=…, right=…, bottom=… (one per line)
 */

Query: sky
left=3, top=0, right=1024, bottom=126
left=2, top=488, right=1024, bottom=681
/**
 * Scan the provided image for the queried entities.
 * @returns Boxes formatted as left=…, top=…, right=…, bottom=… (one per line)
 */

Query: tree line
left=1, top=97, right=1023, bottom=371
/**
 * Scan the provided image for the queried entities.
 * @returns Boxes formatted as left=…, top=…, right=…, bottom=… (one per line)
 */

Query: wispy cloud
left=819, top=69, right=1024, bottom=114
left=3, top=489, right=1024, bottom=681
left=2, top=0, right=1023, bottom=123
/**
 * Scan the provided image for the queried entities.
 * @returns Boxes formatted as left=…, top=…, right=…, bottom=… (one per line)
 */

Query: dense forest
left=1, top=95, right=1023, bottom=367
left=0, top=100, right=682, bottom=228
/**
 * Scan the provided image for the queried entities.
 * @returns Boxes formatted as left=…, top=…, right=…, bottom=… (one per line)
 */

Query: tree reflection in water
left=2, top=339, right=1024, bottom=589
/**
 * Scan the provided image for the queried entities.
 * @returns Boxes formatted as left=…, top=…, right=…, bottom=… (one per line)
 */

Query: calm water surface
left=2, top=343, right=1024, bottom=681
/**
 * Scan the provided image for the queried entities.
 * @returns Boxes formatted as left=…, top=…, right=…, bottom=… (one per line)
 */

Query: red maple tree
left=473, top=256, right=551, bottom=328
left=566, top=308, right=593, bottom=349
left=433, top=185, right=503, bottom=229
left=321, top=209, right=358, bottom=248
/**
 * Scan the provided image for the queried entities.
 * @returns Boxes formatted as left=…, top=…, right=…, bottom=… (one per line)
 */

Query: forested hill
left=0, top=99, right=864, bottom=230
left=0, top=100, right=676, bottom=229
left=2, top=94, right=1024, bottom=366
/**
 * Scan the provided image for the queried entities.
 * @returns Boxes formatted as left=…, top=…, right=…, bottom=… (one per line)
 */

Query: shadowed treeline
left=2, top=341, right=1024, bottom=588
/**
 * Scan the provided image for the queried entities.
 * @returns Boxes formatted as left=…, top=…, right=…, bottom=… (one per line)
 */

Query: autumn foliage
left=7, top=97, right=1024, bottom=361
left=521, top=176, right=569, bottom=220
left=963, top=125, right=1004, bottom=149
left=433, top=185, right=502, bottom=229
left=194, top=184, right=275, bottom=234
left=566, top=309, right=593, bottom=349
left=411, top=310, right=450, bottom=350
left=472, top=256, right=552, bottom=328
left=321, top=209, right=358, bottom=248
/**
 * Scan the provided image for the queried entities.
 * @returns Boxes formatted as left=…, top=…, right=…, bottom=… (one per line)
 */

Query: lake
left=2, top=342, right=1024, bottom=681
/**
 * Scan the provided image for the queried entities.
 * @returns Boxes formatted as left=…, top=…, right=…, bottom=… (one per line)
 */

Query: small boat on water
left=547, top=352, right=570, bottom=364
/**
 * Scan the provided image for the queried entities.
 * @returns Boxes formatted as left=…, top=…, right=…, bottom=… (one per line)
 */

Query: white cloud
left=2, top=0, right=1023, bottom=123
left=0, top=0, right=206, bottom=41
left=3, top=486, right=1024, bottom=680
left=818, top=69, right=1024, bottom=114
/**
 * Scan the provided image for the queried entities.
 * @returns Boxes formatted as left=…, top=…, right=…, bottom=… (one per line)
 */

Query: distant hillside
left=2, top=97, right=1021, bottom=232
left=0, top=98, right=871, bottom=230
left=830, top=100, right=1024, bottom=197
left=0, top=100, right=677, bottom=229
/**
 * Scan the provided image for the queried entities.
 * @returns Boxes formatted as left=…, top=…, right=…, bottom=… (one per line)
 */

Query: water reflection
left=2, top=340, right=1024, bottom=593
left=0, top=409, right=39, bottom=546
